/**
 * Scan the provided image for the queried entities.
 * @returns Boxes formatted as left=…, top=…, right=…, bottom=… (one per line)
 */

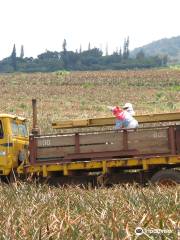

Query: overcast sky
left=0, top=0, right=180, bottom=60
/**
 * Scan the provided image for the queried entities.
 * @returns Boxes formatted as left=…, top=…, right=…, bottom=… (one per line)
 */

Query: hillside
left=131, top=36, right=180, bottom=63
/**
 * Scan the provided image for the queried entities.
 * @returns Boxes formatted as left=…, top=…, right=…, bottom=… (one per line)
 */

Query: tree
left=119, top=48, right=122, bottom=61
left=20, top=45, right=24, bottom=58
left=123, top=37, right=130, bottom=60
left=162, top=55, right=168, bottom=66
left=11, top=44, right=17, bottom=71
left=113, top=47, right=119, bottom=56
left=88, top=42, right=91, bottom=51
left=79, top=45, right=82, bottom=53
left=136, top=50, right=145, bottom=60
left=61, top=39, right=68, bottom=69
left=126, top=36, right=130, bottom=59
left=62, top=39, right=67, bottom=52
left=38, top=50, right=60, bottom=60
left=119, top=48, right=122, bottom=57
left=105, top=43, right=108, bottom=56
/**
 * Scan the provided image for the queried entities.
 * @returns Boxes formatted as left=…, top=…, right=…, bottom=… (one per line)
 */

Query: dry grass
left=0, top=183, right=179, bottom=239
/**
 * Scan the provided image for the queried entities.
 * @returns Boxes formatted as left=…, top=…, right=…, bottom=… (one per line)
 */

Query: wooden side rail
left=29, top=126, right=176, bottom=164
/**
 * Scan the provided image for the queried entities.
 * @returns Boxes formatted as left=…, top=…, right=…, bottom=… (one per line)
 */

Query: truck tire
left=151, top=169, right=180, bottom=185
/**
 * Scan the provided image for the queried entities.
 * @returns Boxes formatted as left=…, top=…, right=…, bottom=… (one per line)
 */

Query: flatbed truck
left=0, top=100, right=179, bottom=185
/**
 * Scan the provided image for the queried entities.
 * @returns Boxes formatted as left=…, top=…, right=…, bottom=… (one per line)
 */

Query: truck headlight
left=0, top=151, right=6, bottom=156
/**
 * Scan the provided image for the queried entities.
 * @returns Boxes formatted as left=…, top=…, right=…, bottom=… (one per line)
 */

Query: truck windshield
left=11, top=121, right=28, bottom=137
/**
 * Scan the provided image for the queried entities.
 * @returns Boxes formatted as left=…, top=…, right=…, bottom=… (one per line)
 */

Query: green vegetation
left=170, top=64, right=180, bottom=70
left=0, top=38, right=167, bottom=73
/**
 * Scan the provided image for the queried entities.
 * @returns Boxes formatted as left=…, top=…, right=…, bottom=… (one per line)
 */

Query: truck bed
left=29, top=125, right=180, bottom=164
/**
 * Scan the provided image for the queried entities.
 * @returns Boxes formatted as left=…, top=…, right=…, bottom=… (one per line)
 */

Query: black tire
left=151, top=169, right=180, bottom=185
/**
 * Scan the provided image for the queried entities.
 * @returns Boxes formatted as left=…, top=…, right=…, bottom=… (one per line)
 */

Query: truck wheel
left=151, top=169, right=180, bottom=185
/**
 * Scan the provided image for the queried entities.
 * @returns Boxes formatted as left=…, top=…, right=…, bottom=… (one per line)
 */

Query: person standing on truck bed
left=107, top=103, right=138, bottom=129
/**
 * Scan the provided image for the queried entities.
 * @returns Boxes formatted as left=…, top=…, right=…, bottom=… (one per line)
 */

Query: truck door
left=0, top=120, right=7, bottom=174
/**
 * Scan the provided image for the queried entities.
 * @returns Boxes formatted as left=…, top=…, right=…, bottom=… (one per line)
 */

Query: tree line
left=0, top=38, right=168, bottom=72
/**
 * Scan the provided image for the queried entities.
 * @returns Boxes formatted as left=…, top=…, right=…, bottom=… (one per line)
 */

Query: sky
left=0, top=0, right=180, bottom=60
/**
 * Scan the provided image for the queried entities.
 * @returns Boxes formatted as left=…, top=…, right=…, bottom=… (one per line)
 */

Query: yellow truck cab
left=0, top=114, right=29, bottom=176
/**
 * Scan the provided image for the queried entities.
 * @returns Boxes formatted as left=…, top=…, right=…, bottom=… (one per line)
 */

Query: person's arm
left=107, top=106, right=115, bottom=111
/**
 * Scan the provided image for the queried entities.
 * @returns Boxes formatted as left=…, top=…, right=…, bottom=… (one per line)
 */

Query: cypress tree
left=62, top=39, right=67, bottom=52
left=20, top=45, right=24, bottom=58
left=105, top=43, right=108, bottom=56
left=126, top=36, right=130, bottom=59
left=123, top=37, right=130, bottom=60
left=11, top=44, right=17, bottom=71
left=79, top=44, right=82, bottom=54
left=62, top=39, right=68, bottom=69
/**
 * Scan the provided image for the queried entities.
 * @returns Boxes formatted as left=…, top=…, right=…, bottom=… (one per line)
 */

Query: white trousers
left=126, top=119, right=139, bottom=129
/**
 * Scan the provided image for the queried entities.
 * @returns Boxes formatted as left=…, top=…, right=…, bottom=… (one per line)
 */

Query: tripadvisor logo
left=135, top=226, right=177, bottom=236
left=135, top=227, right=143, bottom=236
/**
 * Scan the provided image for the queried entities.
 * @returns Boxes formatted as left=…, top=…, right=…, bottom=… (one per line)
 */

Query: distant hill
left=131, top=36, right=180, bottom=63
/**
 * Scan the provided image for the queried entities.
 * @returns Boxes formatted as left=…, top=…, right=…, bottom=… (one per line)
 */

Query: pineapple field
left=0, top=68, right=179, bottom=239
